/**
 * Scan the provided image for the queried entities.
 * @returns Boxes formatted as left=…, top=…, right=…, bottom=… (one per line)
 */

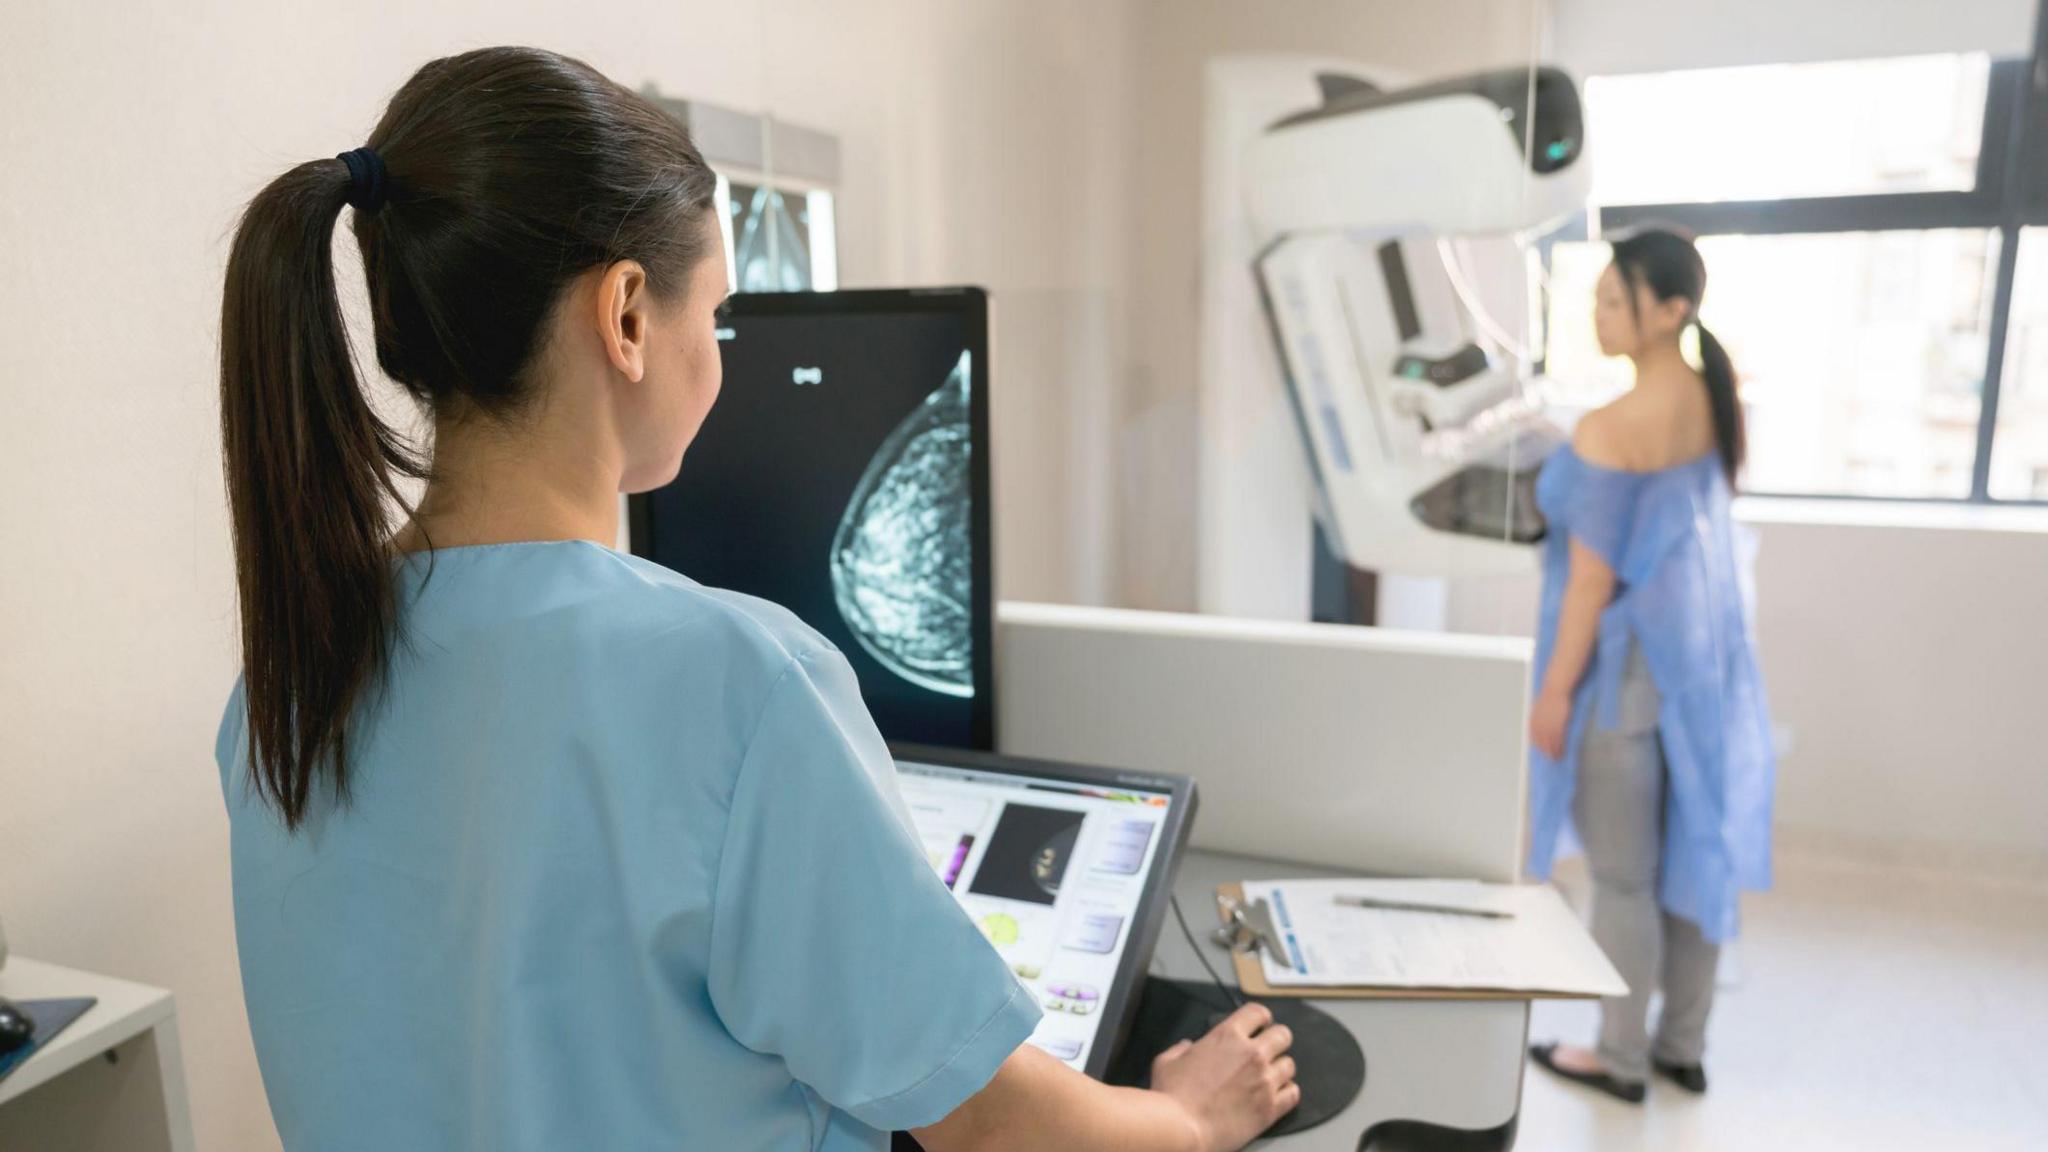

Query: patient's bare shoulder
left=1572, top=405, right=1632, bottom=470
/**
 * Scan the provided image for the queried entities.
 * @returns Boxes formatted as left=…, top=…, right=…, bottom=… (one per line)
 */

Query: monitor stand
left=1106, top=976, right=1366, bottom=1138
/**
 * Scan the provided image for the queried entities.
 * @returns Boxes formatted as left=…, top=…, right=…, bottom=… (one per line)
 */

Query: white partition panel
left=997, top=603, right=1533, bottom=883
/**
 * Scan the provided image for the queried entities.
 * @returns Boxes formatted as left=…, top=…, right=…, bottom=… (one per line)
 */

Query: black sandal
left=1529, top=1043, right=1646, bottom=1104
left=1653, top=1057, right=1708, bottom=1094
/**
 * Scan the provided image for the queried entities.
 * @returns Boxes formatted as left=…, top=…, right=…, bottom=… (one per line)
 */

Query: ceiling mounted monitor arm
left=1243, top=66, right=1592, bottom=579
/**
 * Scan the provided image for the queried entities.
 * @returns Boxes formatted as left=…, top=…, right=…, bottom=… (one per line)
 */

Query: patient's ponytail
left=1693, top=321, right=1744, bottom=482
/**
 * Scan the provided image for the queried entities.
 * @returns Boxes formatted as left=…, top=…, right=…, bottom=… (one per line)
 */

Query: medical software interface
left=896, top=759, right=1174, bottom=1072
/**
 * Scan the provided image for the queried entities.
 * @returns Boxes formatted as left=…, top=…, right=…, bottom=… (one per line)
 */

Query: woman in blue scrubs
left=1524, top=229, right=1776, bottom=1103
left=215, top=46, right=1293, bottom=1152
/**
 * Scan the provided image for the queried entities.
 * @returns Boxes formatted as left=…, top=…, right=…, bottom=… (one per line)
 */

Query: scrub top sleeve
left=706, top=651, right=1043, bottom=1133
left=215, top=678, right=247, bottom=795
left=783, top=635, right=920, bottom=835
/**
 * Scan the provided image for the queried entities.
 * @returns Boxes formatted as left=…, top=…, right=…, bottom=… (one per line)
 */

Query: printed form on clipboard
left=1242, top=878, right=1628, bottom=999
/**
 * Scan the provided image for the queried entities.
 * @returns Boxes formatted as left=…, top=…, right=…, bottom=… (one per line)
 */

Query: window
left=1990, top=229, right=2048, bottom=499
left=1574, top=51, right=2047, bottom=504
left=1585, top=55, right=1990, bottom=206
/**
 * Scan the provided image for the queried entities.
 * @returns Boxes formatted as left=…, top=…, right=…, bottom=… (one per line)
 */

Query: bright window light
left=1990, top=228, right=2048, bottom=499
left=1584, top=54, right=1990, bottom=206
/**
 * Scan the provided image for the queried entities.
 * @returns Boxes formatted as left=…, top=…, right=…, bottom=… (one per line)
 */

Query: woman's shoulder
left=1571, top=388, right=1715, bottom=476
left=554, top=549, right=852, bottom=760
left=399, top=541, right=841, bottom=706
left=1570, top=405, right=1634, bottom=471
left=597, top=547, right=839, bottom=668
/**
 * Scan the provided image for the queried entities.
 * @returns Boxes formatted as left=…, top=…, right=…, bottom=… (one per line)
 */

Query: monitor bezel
left=627, top=287, right=996, bottom=752
left=888, top=743, right=1201, bottom=1082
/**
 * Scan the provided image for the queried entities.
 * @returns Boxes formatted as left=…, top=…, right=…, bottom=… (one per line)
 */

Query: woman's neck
left=1629, top=339, right=1691, bottom=390
left=391, top=410, right=624, bottom=554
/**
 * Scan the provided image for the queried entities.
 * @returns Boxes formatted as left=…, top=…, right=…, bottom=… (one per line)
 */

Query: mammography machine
left=1248, top=67, right=1590, bottom=579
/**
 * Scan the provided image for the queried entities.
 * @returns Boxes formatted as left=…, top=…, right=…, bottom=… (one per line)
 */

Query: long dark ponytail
left=220, top=47, right=718, bottom=830
left=1609, top=227, right=1746, bottom=483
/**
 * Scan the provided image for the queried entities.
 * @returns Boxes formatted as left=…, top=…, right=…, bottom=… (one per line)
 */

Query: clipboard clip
left=1213, top=892, right=1284, bottom=960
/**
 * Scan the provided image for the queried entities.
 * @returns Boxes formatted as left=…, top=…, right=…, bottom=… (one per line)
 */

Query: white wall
left=1742, top=506, right=2048, bottom=871
left=0, top=2, right=1136, bottom=1146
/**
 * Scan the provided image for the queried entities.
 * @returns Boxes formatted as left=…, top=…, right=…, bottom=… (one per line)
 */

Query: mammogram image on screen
left=730, top=182, right=812, bottom=292
left=830, top=351, right=974, bottom=697
left=635, top=296, right=984, bottom=747
left=968, top=802, right=1085, bottom=907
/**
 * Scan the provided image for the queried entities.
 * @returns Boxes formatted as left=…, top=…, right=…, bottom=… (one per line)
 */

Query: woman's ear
left=1648, top=291, right=1690, bottom=340
left=596, top=260, right=651, bottom=383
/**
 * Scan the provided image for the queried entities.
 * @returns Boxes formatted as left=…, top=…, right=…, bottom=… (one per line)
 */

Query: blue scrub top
left=1527, top=447, right=1777, bottom=943
left=217, top=540, right=1040, bottom=1151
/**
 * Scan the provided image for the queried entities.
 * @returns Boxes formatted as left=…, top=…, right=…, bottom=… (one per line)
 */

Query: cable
left=1436, top=236, right=1544, bottom=364
left=1169, top=892, right=1244, bottom=1011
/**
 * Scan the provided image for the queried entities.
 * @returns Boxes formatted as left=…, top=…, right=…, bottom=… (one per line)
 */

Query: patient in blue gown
left=1524, top=229, right=1777, bottom=1104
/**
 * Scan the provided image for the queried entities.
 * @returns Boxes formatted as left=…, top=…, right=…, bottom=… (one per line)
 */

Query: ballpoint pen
left=1333, top=894, right=1515, bottom=920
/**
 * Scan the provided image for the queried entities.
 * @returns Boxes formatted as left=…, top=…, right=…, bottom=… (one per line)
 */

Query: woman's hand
left=1529, top=685, right=1573, bottom=760
left=1150, top=1002, right=1299, bottom=1152
left=913, top=1004, right=1296, bottom=1152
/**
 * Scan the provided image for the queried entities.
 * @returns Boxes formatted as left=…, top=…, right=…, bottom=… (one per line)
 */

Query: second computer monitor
left=629, top=288, right=994, bottom=750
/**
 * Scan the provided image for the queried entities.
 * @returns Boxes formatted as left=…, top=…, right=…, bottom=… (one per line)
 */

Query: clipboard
left=1214, top=882, right=1612, bottom=1001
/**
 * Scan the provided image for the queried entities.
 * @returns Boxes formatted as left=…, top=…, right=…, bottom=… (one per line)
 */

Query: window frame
left=1585, top=38, right=2048, bottom=506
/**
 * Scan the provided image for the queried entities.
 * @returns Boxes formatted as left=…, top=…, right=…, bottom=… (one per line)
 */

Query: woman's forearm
left=914, top=1045, right=1202, bottom=1152
left=1542, top=540, right=1616, bottom=701
left=1542, top=583, right=1603, bottom=700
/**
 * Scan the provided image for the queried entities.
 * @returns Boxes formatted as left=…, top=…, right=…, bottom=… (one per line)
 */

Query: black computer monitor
left=628, top=288, right=994, bottom=750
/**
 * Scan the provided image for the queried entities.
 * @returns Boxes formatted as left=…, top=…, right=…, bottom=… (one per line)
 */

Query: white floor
left=1517, top=852, right=2048, bottom=1151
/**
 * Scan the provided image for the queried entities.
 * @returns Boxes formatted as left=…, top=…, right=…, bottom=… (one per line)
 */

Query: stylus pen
left=1333, top=895, right=1515, bottom=920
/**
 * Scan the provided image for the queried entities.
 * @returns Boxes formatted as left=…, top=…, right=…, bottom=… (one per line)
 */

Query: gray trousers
left=1573, top=646, right=1719, bottom=1081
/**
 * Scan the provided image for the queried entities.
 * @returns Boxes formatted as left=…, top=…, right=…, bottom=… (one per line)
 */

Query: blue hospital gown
left=216, top=540, right=1040, bottom=1151
left=1527, top=447, right=1776, bottom=942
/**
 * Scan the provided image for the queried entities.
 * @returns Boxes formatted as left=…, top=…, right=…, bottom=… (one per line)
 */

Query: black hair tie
left=337, top=147, right=388, bottom=215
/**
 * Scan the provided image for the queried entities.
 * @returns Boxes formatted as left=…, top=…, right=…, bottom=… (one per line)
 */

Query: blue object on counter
left=0, top=997, right=97, bottom=1086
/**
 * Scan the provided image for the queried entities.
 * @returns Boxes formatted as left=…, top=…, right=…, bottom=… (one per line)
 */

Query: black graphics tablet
left=889, top=745, right=1199, bottom=1080
left=628, top=288, right=994, bottom=750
